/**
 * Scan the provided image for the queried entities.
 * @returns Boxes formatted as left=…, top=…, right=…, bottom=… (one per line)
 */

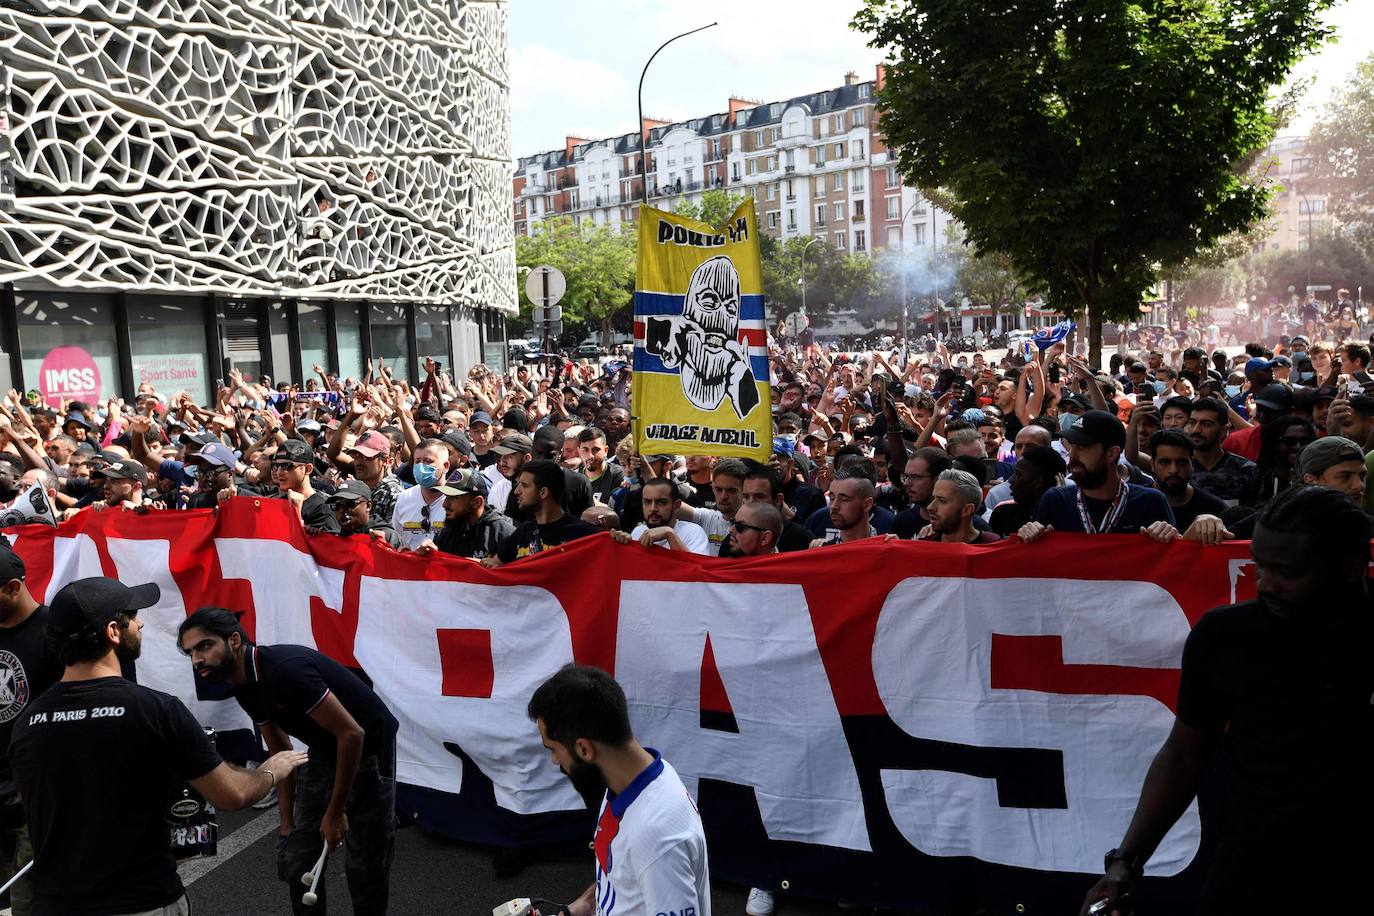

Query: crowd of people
left=0, top=313, right=1368, bottom=915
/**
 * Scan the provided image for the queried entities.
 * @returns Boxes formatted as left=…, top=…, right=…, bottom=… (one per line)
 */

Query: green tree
left=1307, top=53, right=1374, bottom=256
left=1251, top=231, right=1374, bottom=304
left=515, top=217, right=636, bottom=346
left=672, top=189, right=751, bottom=228
left=855, top=0, right=1334, bottom=367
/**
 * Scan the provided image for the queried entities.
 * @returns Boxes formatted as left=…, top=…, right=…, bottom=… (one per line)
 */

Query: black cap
left=326, top=479, right=373, bottom=504
left=502, top=408, right=529, bottom=432
left=0, top=542, right=25, bottom=583
left=1253, top=383, right=1295, bottom=411
left=49, top=576, right=160, bottom=640
left=276, top=438, right=314, bottom=465
left=415, top=406, right=441, bottom=423
left=441, top=429, right=473, bottom=457
left=491, top=433, right=534, bottom=456
left=1062, top=410, right=1126, bottom=449
left=93, top=459, right=149, bottom=486
left=434, top=468, right=489, bottom=498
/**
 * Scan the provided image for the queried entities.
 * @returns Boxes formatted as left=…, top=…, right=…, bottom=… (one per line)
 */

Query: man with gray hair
left=920, top=469, right=1002, bottom=543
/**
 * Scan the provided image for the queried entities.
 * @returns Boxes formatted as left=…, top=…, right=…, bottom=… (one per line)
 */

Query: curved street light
left=637, top=23, right=718, bottom=206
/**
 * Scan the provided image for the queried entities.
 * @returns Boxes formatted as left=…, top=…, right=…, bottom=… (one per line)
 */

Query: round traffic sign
left=525, top=265, right=566, bottom=308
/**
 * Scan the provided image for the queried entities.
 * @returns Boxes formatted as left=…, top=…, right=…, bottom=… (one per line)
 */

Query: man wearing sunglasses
left=272, top=438, right=340, bottom=533
left=724, top=501, right=783, bottom=557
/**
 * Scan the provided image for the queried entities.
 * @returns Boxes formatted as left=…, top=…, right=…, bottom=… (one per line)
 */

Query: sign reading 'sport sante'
left=37, top=345, right=101, bottom=409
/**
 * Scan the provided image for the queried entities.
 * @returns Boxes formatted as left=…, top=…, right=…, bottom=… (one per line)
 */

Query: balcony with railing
left=851, top=151, right=867, bottom=162
left=852, top=212, right=865, bottom=222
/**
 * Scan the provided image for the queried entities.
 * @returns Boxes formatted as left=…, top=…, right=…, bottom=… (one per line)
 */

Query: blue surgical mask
left=1224, top=385, right=1241, bottom=398
left=184, top=464, right=198, bottom=480
left=413, top=463, right=440, bottom=488
left=1059, top=412, right=1077, bottom=434
left=1152, top=381, right=1166, bottom=395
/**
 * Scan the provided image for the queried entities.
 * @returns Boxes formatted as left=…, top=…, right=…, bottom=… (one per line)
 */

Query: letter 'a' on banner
left=633, top=200, right=771, bottom=461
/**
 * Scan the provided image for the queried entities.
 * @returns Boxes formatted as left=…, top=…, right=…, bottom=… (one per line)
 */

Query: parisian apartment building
left=512, top=66, right=954, bottom=259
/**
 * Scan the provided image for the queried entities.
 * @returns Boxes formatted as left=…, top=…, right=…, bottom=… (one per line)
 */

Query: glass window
left=18, top=290, right=124, bottom=409
left=415, top=305, right=452, bottom=373
left=298, top=302, right=328, bottom=377
left=219, top=301, right=263, bottom=384
left=335, top=302, right=365, bottom=382
left=369, top=303, right=410, bottom=372
left=127, top=294, right=210, bottom=405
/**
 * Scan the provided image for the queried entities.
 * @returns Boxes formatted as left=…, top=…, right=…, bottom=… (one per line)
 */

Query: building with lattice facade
left=0, top=0, right=513, bottom=404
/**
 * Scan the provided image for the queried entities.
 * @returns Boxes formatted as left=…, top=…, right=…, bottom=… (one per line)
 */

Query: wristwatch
left=1104, top=847, right=1143, bottom=878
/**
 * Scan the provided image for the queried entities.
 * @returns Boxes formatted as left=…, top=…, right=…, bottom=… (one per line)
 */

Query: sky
left=509, top=0, right=1374, bottom=159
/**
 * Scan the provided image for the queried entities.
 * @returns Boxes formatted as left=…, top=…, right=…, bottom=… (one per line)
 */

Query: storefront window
left=369, top=303, right=410, bottom=373
left=18, top=290, right=123, bottom=409
left=219, top=300, right=263, bottom=384
left=298, top=302, right=328, bottom=379
left=128, top=295, right=210, bottom=405
left=415, top=305, right=452, bottom=373
left=335, top=302, right=364, bottom=381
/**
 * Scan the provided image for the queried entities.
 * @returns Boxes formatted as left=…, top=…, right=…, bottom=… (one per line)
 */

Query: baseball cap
left=93, top=459, right=149, bottom=486
left=276, top=438, right=315, bottom=465
left=180, top=431, right=219, bottom=449
left=1253, top=383, right=1295, bottom=412
left=326, top=479, right=373, bottom=504
left=186, top=442, right=236, bottom=468
left=63, top=413, right=91, bottom=430
left=49, top=577, right=161, bottom=640
left=297, top=419, right=322, bottom=433
left=434, top=468, right=489, bottom=498
left=1245, top=357, right=1278, bottom=375
left=441, top=429, right=474, bottom=457
left=1058, top=393, right=1091, bottom=411
left=1298, top=436, right=1366, bottom=478
left=491, top=433, right=534, bottom=456
left=1062, top=410, right=1126, bottom=449
left=772, top=436, right=797, bottom=458
left=903, top=383, right=922, bottom=399
left=1272, top=355, right=1293, bottom=369
left=347, top=431, right=391, bottom=458
left=1313, top=385, right=1339, bottom=403
left=502, top=408, right=529, bottom=432
left=0, top=543, right=25, bottom=583
left=415, top=407, right=441, bottom=424
left=469, top=411, right=494, bottom=428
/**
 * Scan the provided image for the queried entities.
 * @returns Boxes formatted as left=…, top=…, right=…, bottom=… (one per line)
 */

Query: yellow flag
left=632, top=200, right=771, bottom=461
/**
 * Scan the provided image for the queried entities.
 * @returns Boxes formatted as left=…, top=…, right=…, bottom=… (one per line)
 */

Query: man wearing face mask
left=526, top=666, right=710, bottom=916
left=392, top=438, right=449, bottom=550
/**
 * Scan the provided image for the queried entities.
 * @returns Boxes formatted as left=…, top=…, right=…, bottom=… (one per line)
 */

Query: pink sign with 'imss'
left=38, top=345, right=101, bottom=409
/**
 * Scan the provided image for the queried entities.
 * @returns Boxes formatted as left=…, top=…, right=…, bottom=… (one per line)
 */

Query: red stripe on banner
left=700, top=633, right=733, bottom=714
left=989, top=634, right=1181, bottom=713
left=436, top=628, right=495, bottom=698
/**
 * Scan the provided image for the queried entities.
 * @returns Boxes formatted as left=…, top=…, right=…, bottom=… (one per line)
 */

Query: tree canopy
left=514, top=216, right=636, bottom=343
left=1307, top=52, right=1374, bottom=257
left=854, top=0, right=1335, bottom=365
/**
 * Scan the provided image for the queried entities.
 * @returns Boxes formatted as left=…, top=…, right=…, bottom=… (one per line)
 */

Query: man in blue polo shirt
left=1020, top=410, right=1175, bottom=541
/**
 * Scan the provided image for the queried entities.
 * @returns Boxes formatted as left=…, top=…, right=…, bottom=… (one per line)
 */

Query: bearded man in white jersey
left=526, top=665, right=710, bottom=916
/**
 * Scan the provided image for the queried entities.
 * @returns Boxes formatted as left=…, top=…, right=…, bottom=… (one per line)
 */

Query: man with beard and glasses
left=616, top=477, right=709, bottom=554
left=525, top=665, right=710, bottom=916
left=1020, top=410, right=1175, bottom=542
left=890, top=447, right=953, bottom=539
left=1148, top=429, right=1229, bottom=538
left=11, top=580, right=306, bottom=916
left=1080, top=486, right=1374, bottom=916
left=178, top=607, right=397, bottom=916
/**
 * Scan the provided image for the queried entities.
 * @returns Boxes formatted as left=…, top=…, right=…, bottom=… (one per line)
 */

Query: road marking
left=178, top=809, right=281, bottom=887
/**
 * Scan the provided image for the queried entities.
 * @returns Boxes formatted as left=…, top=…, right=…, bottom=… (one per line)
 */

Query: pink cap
left=348, top=430, right=391, bottom=458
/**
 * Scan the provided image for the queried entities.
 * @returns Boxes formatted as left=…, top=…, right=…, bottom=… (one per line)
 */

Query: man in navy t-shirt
left=1020, top=410, right=1175, bottom=542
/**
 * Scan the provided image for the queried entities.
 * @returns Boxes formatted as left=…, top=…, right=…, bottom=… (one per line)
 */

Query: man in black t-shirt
left=1147, top=429, right=1229, bottom=540
left=12, top=578, right=304, bottom=916
left=577, top=427, right=624, bottom=506
left=179, top=607, right=398, bottom=916
left=1081, top=486, right=1374, bottom=916
left=0, top=547, right=60, bottom=915
left=490, top=459, right=599, bottom=566
left=272, top=438, right=341, bottom=533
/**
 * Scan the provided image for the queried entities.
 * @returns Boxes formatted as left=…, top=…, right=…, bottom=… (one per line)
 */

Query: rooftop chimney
left=875, top=63, right=887, bottom=92
left=727, top=97, right=756, bottom=128
left=844, top=70, right=859, bottom=87
left=565, top=135, right=590, bottom=161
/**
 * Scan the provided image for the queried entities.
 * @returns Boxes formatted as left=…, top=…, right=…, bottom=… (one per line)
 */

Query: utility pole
left=637, top=24, right=717, bottom=206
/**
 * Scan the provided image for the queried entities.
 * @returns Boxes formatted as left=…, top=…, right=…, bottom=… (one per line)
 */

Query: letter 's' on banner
left=633, top=200, right=771, bottom=460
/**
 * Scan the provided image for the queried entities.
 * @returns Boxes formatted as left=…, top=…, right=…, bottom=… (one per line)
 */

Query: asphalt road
left=182, top=804, right=857, bottom=916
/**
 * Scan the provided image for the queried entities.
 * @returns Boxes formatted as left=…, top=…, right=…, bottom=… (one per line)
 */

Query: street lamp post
left=637, top=23, right=717, bottom=206
left=798, top=235, right=820, bottom=318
